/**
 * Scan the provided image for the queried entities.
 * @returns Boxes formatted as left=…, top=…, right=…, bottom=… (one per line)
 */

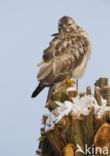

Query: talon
left=65, top=77, right=75, bottom=87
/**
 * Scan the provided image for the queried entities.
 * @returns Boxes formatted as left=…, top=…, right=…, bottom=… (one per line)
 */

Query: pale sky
left=0, top=0, right=110, bottom=156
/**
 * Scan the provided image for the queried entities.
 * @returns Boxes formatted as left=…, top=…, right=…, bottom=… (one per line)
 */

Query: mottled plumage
left=32, top=16, right=91, bottom=98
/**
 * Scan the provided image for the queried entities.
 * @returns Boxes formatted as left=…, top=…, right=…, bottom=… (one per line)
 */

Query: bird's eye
left=67, top=24, right=71, bottom=26
left=59, top=24, right=62, bottom=27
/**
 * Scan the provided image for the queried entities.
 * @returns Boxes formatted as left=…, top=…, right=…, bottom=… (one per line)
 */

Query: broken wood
left=94, top=78, right=108, bottom=89
left=37, top=77, right=110, bottom=156
left=95, top=87, right=102, bottom=106
left=101, top=86, right=110, bottom=106
left=86, top=86, right=92, bottom=95
left=66, top=87, right=77, bottom=98
left=94, top=122, right=110, bottom=155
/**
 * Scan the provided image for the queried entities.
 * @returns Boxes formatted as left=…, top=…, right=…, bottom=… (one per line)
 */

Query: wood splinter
left=86, top=86, right=92, bottom=95
left=95, top=87, right=102, bottom=106
left=101, top=86, right=110, bottom=106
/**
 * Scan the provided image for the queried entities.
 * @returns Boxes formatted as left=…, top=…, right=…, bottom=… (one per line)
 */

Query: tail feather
left=31, top=83, right=45, bottom=98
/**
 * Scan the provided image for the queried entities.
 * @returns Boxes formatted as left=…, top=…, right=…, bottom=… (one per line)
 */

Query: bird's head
left=58, top=16, right=77, bottom=33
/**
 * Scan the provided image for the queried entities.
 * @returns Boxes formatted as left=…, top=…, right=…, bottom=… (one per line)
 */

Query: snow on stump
left=37, top=78, right=110, bottom=156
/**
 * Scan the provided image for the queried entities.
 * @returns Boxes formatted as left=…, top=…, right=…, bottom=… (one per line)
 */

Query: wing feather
left=52, top=35, right=90, bottom=80
left=37, top=61, right=52, bottom=80
left=53, top=53, right=74, bottom=76
left=37, top=31, right=90, bottom=85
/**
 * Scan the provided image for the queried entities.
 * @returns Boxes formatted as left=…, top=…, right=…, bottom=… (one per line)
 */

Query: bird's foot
left=65, top=77, right=75, bottom=87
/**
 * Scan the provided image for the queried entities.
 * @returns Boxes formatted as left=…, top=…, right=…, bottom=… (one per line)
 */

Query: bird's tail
left=31, top=83, right=45, bottom=98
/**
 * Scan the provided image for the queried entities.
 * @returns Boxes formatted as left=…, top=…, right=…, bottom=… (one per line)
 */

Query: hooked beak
left=63, top=24, right=68, bottom=29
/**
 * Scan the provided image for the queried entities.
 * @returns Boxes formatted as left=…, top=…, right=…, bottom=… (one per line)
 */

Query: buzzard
left=32, top=16, right=91, bottom=98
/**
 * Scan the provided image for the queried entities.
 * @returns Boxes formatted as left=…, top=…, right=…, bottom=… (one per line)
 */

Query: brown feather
left=37, top=28, right=89, bottom=84
left=37, top=61, right=52, bottom=80
left=32, top=17, right=91, bottom=98
left=37, top=29, right=90, bottom=85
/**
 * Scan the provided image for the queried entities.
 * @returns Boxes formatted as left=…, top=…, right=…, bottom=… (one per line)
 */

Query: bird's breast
left=72, top=49, right=91, bottom=79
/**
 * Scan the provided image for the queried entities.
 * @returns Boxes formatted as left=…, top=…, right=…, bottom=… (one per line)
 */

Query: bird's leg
left=76, top=79, right=78, bottom=93
left=65, top=77, right=75, bottom=87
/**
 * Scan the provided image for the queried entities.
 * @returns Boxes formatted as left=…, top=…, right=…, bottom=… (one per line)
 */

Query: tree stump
left=37, top=78, right=110, bottom=156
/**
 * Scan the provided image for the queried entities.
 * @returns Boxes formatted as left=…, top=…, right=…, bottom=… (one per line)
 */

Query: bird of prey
left=32, top=16, right=91, bottom=98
